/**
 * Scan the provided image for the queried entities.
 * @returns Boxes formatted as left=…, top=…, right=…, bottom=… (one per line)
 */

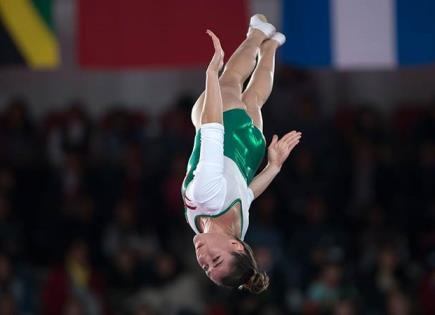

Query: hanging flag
left=0, top=0, right=60, bottom=69
left=78, top=0, right=248, bottom=69
left=281, top=0, right=435, bottom=69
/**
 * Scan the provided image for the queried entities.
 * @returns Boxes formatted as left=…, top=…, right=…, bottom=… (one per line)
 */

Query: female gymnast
left=181, top=14, right=302, bottom=294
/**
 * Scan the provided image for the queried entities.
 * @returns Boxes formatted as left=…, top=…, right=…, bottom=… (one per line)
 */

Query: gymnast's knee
left=219, top=69, right=244, bottom=89
left=242, top=89, right=266, bottom=109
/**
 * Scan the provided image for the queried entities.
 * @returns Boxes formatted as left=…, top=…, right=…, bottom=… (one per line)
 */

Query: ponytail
left=221, top=239, right=269, bottom=294
left=239, top=270, right=269, bottom=294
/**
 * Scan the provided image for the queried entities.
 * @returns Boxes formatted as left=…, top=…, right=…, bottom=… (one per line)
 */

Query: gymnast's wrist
left=266, top=162, right=281, bottom=173
left=206, top=68, right=219, bottom=76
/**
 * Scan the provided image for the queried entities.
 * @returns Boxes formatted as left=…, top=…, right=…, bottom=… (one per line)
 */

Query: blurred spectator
left=159, top=154, right=187, bottom=221
left=360, top=245, right=410, bottom=314
left=247, top=192, right=290, bottom=302
left=46, top=102, right=93, bottom=167
left=119, top=142, right=147, bottom=203
left=103, top=200, right=160, bottom=259
left=0, top=166, right=15, bottom=194
left=96, top=108, right=146, bottom=164
left=131, top=303, right=158, bottom=315
left=60, top=195, right=101, bottom=260
left=415, top=142, right=435, bottom=203
left=419, top=252, right=435, bottom=315
left=333, top=300, right=358, bottom=315
left=306, top=263, right=357, bottom=313
left=386, top=290, right=412, bottom=315
left=0, top=253, right=37, bottom=315
left=413, top=102, right=435, bottom=145
left=106, top=247, right=146, bottom=314
left=62, top=297, right=86, bottom=315
left=159, top=94, right=194, bottom=156
left=249, top=192, right=283, bottom=251
left=350, top=140, right=378, bottom=208
left=352, top=106, right=387, bottom=145
left=0, top=98, right=38, bottom=166
left=356, top=205, right=409, bottom=273
left=292, top=96, right=329, bottom=157
left=0, top=88, right=433, bottom=313
left=130, top=252, right=202, bottom=315
left=282, top=148, right=323, bottom=212
left=0, top=194, right=24, bottom=257
left=290, top=196, right=347, bottom=285
left=0, top=293, right=17, bottom=315
left=263, top=67, right=317, bottom=137
left=42, top=240, right=105, bottom=315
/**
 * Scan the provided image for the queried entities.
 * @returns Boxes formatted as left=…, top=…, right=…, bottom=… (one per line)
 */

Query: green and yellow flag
left=0, top=0, right=60, bottom=69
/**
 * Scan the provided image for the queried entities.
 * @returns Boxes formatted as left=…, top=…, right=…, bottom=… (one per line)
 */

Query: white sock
left=249, top=15, right=276, bottom=38
left=270, top=32, right=286, bottom=46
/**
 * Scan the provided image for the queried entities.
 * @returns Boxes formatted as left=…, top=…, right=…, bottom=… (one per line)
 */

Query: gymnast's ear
left=229, top=239, right=244, bottom=251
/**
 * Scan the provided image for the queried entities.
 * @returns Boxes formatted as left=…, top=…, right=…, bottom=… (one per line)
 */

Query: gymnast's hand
left=206, top=30, right=224, bottom=73
left=267, top=131, right=302, bottom=170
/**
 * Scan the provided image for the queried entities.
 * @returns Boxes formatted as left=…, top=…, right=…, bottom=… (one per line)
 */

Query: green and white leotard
left=181, top=108, right=266, bottom=240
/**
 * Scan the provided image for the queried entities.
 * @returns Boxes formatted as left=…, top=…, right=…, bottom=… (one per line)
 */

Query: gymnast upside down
left=181, top=14, right=302, bottom=294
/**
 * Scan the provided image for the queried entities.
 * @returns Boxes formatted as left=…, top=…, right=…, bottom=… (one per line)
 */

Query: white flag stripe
left=331, top=0, right=397, bottom=69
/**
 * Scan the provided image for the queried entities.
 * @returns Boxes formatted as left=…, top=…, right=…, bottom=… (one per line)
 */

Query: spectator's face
left=323, top=265, right=342, bottom=287
left=64, top=153, right=82, bottom=170
left=378, top=248, right=398, bottom=269
left=0, top=255, right=11, bottom=282
left=305, top=198, right=327, bottom=224
left=115, top=249, right=136, bottom=274
left=170, top=155, right=186, bottom=174
left=193, top=233, right=243, bottom=284
left=0, top=196, right=10, bottom=221
left=7, top=102, right=26, bottom=127
left=0, top=295, right=16, bottom=315
left=77, top=197, right=94, bottom=222
left=300, top=100, right=317, bottom=120
left=367, top=206, right=384, bottom=226
left=295, top=149, right=314, bottom=174
left=134, top=304, right=156, bottom=315
left=430, top=104, right=435, bottom=119
left=115, top=202, right=136, bottom=227
left=62, top=298, right=85, bottom=315
left=0, top=168, right=14, bottom=191
left=257, top=193, right=277, bottom=222
left=155, top=253, right=176, bottom=279
left=334, top=301, right=356, bottom=315
left=387, top=292, right=410, bottom=315
left=67, top=242, right=89, bottom=265
left=358, top=109, right=377, bottom=131
left=254, top=246, right=273, bottom=270
left=419, top=143, right=435, bottom=167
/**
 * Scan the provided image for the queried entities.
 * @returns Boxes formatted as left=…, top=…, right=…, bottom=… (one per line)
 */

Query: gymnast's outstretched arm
left=185, top=31, right=227, bottom=209
left=200, top=30, right=225, bottom=125
left=249, top=131, right=302, bottom=199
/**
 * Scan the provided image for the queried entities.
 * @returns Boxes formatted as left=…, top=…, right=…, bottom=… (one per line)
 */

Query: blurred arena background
left=1, top=0, right=435, bottom=314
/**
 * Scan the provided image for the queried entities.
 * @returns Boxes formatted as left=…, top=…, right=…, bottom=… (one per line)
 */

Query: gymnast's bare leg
left=242, top=37, right=281, bottom=130
left=191, top=16, right=272, bottom=129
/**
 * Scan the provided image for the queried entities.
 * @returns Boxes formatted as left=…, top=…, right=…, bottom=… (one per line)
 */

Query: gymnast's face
left=193, top=233, right=244, bottom=284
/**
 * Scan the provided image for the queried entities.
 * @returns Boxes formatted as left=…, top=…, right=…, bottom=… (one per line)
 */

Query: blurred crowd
left=0, top=68, right=435, bottom=315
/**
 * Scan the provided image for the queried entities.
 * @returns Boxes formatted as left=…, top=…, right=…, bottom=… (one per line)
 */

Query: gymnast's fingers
left=206, top=30, right=223, bottom=54
left=287, top=139, right=300, bottom=152
left=269, top=134, right=278, bottom=147
left=284, top=133, right=301, bottom=145
left=281, top=132, right=301, bottom=146
left=281, top=130, right=301, bottom=142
